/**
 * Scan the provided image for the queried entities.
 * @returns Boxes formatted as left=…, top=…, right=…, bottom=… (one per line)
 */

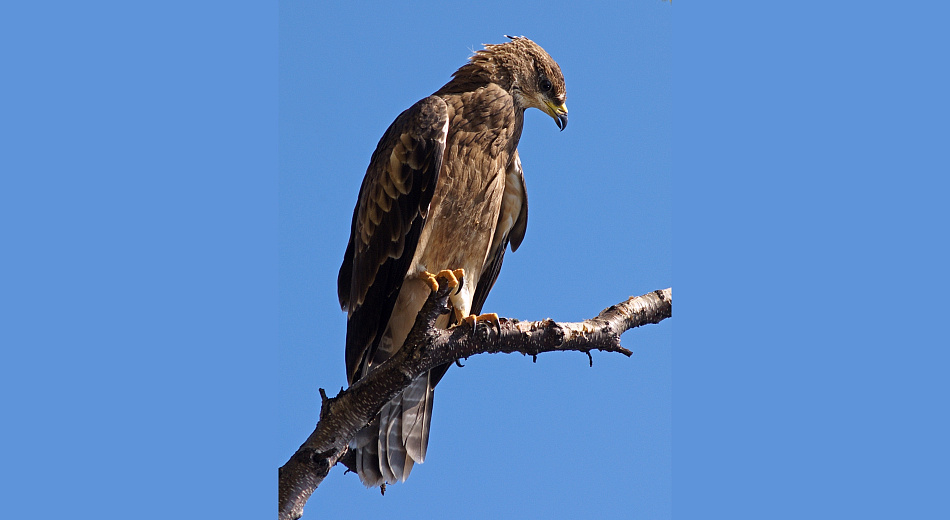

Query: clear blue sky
left=4, top=2, right=949, bottom=520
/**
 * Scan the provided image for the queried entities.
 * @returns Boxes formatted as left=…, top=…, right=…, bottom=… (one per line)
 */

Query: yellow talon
left=481, top=312, right=500, bottom=327
left=421, top=272, right=440, bottom=292
left=463, top=312, right=500, bottom=328
left=420, top=268, right=465, bottom=293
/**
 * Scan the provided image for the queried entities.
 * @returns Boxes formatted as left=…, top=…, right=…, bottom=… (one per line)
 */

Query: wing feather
left=470, top=150, right=527, bottom=316
left=338, top=96, right=449, bottom=384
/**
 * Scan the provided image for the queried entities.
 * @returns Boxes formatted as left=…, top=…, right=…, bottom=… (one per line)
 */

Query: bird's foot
left=421, top=268, right=465, bottom=293
left=463, top=312, right=500, bottom=331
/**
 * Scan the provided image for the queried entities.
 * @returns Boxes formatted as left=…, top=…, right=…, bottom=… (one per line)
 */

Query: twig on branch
left=279, top=276, right=672, bottom=520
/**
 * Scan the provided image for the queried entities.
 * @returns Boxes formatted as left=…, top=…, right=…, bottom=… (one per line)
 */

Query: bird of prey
left=337, top=36, right=568, bottom=487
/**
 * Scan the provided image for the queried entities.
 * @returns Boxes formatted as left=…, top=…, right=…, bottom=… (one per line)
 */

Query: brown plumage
left=338, top=36, right=568, bottom=487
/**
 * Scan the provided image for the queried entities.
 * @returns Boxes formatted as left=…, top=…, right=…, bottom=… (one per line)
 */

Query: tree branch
left=278, top=276, right=672, bottom=520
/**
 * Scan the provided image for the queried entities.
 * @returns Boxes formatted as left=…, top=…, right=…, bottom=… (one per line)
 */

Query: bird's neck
left=436, top=57, right=512, bottom=96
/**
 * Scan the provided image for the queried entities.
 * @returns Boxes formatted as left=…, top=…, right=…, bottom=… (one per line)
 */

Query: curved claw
left=452, top=268, right=464, bottom=295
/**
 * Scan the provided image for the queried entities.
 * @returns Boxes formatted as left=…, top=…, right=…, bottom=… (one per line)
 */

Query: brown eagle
left=337, top=36, right=568, bottom=487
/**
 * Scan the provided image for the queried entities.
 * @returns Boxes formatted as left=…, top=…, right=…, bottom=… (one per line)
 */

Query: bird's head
left=453, top=36, right=569, bottom=131
left=499, top=36, right=568, bottom=131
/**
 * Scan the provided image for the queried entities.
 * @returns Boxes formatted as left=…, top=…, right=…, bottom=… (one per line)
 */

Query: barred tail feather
left=351, top=371, right=435, bottom=486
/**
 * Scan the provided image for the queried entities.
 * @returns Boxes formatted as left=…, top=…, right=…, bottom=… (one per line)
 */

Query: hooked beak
left=545, top=100, right=569, bottom=131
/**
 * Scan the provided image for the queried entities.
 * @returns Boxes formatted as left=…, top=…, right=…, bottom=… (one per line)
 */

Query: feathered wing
left=338, top=96, right=448, bottom=486
left=338, top=96, right=448, bottom=385
left=472, top=149, right=528, bottom=314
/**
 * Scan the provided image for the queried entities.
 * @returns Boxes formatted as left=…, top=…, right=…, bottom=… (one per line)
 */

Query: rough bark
left=279, top=274, right=672, bottom=520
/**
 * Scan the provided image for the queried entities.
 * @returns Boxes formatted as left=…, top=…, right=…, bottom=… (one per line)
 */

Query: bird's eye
left=539, top=78, right=552, bottom=92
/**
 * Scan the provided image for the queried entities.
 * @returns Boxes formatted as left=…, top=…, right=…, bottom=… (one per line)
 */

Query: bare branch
left=279, top=278, right=672, bottom=520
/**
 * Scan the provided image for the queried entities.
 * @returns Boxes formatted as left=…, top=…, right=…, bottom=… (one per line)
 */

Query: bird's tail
left=351, top=370, right=434, bottom=487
